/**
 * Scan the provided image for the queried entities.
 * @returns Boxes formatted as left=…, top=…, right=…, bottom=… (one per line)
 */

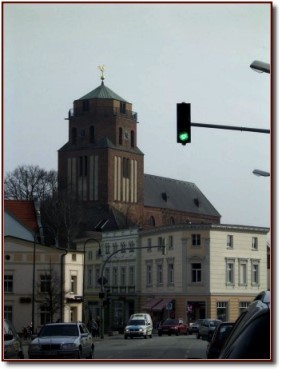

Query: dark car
left=28, top=322, right=94, bottom=359
left=219, top=291, right=270, bottom=359
left=188, top=319, right=204, bottom=335
left=197, top=319, right=222, bottom=341
left=158, top=318, right=188, bottom=336
left=206, top=322, right=234, bottom=358
left=3, top=319, right=24, bottom=359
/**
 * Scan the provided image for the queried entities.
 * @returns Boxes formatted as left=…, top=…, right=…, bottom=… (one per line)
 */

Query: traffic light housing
left=177, top=103, right=191, bottom=145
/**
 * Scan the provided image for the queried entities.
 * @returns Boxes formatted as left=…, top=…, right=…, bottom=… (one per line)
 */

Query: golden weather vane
left=98, top=65, right=105, bottom=82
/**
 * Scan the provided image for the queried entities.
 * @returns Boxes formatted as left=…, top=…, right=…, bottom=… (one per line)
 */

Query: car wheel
left=150, top=333, right=153, bottom=338
left=144, top=334, right=147, bottom=339
left=197, top=333, right=200, bottom=339
left=124, top=335, right=128, bottom=339
left=76, top=349, right=82, bottom=359
left=176, top=331, right=179, bottom=336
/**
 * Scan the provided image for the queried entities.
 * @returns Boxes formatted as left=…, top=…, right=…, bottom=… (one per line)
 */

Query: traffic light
left=177, top=103, right=191, bottom=145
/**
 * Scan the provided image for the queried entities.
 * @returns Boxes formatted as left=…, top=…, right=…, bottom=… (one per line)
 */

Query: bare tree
left=4, top=165, right=57, bottom=201
left=41, top=191, right=86, bottom=249
left=35, top=263, right=62, bottom=323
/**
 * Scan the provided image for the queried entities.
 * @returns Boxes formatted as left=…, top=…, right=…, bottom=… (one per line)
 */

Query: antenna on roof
left=98, top=65, right=105, bottom=84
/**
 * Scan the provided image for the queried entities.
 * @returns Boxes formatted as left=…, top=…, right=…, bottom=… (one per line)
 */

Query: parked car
left=206, top=322, right=234, bottom=358
left=219, top=291, right=270, bottom=359
left=124, top=318, right=153, bottom=339
left=158, top=318, right=188, bottom=336
left=188, top=319, right=204, bottom=335
left=197, top=319, right=222, bottom=341
left=28, top=322, right=94, bottom=359
left=3, top=319, right=24, bottom=359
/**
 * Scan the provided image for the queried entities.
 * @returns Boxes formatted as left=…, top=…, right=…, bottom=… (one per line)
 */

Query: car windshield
left=39, top=325, right=79, bottom=337
left=128, top=320, right=145, bottom=326
left=164, top=319, right=178, bottom=325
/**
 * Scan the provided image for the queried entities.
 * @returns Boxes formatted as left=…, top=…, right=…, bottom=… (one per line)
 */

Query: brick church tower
left=58, top=71, right=144, bottom=229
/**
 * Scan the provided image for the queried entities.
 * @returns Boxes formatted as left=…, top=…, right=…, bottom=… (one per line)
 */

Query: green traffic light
left=179, top=132, right=189, bottom=142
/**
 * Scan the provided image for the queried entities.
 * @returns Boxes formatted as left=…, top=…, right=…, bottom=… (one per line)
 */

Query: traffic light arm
left=191, top=122, right=270, bottom=134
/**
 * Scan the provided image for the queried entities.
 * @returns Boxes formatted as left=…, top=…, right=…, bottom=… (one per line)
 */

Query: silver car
left=4, top=319, right=24, bottom=359
left=28, top=322, right=94, bottom=359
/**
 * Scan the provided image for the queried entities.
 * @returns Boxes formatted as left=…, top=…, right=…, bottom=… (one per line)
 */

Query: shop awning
left=142, top=297, right=162, bottom=310
left=152, top=298, right=174, bottom=312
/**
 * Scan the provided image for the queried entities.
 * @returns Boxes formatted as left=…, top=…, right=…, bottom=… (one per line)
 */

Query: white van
left=124, top=313, right=153, bottom=339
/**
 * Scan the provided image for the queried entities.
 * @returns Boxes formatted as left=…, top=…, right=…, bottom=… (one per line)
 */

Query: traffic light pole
left=99, top=242, right=167, bottom=339
left=191, top=122, right=270, bottom=134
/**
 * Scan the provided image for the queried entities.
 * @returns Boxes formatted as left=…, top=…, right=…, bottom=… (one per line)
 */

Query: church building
left=58, top=71, right=220, bottom=231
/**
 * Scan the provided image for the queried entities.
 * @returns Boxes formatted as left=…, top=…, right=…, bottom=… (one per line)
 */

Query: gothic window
left=120, top=102, right=126, bottom=113
left=119, top=127, right=123, bottom=145
left=79, top=156, right=88, bottom=176
left=123, top=158, right=130, bottom=178
left=131, top=130, right=135, bottom=147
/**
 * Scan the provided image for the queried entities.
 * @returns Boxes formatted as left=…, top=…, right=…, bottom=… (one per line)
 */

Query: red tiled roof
left=4, top=200, right=38, bottom=232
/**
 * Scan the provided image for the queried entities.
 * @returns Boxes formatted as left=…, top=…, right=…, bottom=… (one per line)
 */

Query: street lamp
left=253, top=169, right=270, bottom=177
left=250, top=60, right=270, bottom=74
left=32, top=226, right=56, bottom=334
left=82, top=238, right=102, bottom=324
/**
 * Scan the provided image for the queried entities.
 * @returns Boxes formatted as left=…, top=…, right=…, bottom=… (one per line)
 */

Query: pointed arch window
left=149, top=216, right=155, bottom=226
left=131, top=130, right=135, bottom=147
left=119, top=128, right=123, bottom=145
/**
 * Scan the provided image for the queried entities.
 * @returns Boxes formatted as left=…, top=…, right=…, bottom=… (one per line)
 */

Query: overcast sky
left=4, top=2, right=271, bottom=228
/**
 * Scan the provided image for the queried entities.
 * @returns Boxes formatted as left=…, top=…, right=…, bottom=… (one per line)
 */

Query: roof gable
left=4, top=200, right=38, bottom=232
left=144, top=174, right=221, bottom=218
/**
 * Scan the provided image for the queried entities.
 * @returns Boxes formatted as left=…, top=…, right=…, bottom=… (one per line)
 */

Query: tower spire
left=98, top=65, right=105, bottom=85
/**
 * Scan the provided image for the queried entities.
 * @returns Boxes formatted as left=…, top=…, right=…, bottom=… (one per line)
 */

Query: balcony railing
left=68, top=107, right=138, bottom=122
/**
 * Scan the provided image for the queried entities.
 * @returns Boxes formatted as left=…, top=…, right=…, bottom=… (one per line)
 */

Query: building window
left=149, top=216, right=155, bottom=226
left=95, top=267, right=100, bottom=287
left=120, top=267, right=126, bottom=286
left=113, top=243, right=118, bottom=253
left=40, top=305, right=51, bottom=325
left=113, top=267, right=118, bottom=285
left=129, top=241, right=135, bottom=252
left=147, top=238, right=152, bottom=252
left=105, top=267, right=110, bottom=285
left=120, top=102, right=126, bottom=113
left=82, top=100, right=89, bottom=112
left=105, top=243, right=110, bottom=254
left=168, top=263, right=174, bottom=285
left=252, top=237, right=258, bottom=250
left=79, top=156, right=88, bottom=176
left=146, top=264, right=152, bottom=286
left=122, top=158, right=130, bottom=178
left=191, top=263, right=202, bottom=283
left=226, top=260, right=235, bottom=285
left=192, top=234, right=201, bottom=247
left=70, top=275, right=77, bottom=294
left=87, top=268, right=93, bottom=287
left=168, top=236, right=173, bottom=249
left=88, top=251, right=93, bottom=261
left=158, top=237, right=164, bottom=251
left=40, top=274, right=51, bottom=293
left=130, top=130, right=135, bottom=147
left=238, top=259, right=248, bottom=286
left=251, top=260, right=260, bottom=286
left=157, top=264, right=163, bottom=285
left=129, top=266, right=135, bottom=286
left=89, top=126, right=95, bottom=143
left=4, top=275, right=13, bottom=293
left=121, top=242, right=126, bottom=253
left=217, top=302, right=228, bottom=321
left=4, top=305, right=13, bottom=323
left=119, top=127, right=123, bottom=145
left=239, top=301, right=250, bottom=315
left=227, top=235, right=233, bottom=249
left=72, top=254, right=76, bottom=261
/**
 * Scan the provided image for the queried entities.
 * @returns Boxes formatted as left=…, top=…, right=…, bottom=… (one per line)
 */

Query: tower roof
left=77, top=82, right=128, bottom=103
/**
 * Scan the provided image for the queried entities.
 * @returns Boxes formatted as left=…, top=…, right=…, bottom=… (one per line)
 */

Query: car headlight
left=61, top=343, right=77, bottom=350
left=29, top=344, right=41, bottom=352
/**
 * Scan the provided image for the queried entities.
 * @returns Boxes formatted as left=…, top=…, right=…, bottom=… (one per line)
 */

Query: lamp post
left=82, top=238, right=102, bottom=324
left=32, top=226, right=56, bottom=334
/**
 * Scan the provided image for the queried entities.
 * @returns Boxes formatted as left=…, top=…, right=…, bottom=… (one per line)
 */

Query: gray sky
left=4, top=2, right=271, bottom=228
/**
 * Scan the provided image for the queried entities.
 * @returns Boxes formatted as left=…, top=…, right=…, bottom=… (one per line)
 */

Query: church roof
left=77, top=82, right=128, bottom=103
left=144, top=174, right=221, bottom=218
left=4, top=200, right=39, bottom=232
